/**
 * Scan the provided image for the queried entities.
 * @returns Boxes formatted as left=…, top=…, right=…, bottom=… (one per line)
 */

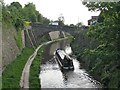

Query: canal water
left=39, top=39, right=102, bottom=88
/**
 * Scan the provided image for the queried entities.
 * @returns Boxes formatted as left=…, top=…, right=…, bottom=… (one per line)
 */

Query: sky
left=4, top=0, right=100, bottom=25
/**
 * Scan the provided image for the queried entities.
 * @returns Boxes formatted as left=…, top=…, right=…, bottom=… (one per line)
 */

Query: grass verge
left=29, top=46, right=45, bottom=88
left=2, top=48, right=33, bottom=88
left=15, top=29, right=23, bottom=50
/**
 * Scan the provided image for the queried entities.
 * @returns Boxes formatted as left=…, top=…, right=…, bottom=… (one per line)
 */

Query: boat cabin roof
left=56, top=50, right=71, bottom=60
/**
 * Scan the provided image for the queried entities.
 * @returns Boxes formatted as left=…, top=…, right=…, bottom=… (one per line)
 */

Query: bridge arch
left=24, top=23, right=78, bottom=47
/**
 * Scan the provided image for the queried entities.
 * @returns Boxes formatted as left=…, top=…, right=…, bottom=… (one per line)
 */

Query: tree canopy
left=81, top=2, right=120, bottom=88
left=2, top=2, right=50, bottom=30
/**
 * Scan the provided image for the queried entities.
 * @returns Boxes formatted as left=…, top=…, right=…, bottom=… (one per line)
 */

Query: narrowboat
left=55, top=49, right=74, bottom=70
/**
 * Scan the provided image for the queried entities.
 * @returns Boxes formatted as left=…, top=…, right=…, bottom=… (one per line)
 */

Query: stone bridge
left=24, top=23, right=83, bottom=48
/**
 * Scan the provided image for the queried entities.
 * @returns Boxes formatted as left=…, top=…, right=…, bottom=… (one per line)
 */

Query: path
left=20, top=37, right=69, bottom=88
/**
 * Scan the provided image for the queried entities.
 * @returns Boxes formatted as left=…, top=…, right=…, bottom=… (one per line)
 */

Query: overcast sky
left=4, top=0, right=100, bottom=25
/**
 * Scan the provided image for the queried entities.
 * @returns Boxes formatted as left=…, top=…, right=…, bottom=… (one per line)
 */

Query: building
left=49, top=21, right=59, bottom=26
left=88, top=16, right=99, bottom=25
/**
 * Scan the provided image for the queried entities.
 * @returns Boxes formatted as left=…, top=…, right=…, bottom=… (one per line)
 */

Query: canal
left=39, top=39, right=102, bottom=88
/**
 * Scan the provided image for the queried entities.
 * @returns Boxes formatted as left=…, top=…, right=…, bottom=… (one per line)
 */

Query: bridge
left=24, top=23, right=85, bottom=48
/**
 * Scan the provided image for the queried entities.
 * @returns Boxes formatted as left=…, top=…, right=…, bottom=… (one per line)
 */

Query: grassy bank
left=29, top=34, right=49, bottom=88
left=2, top=48, right=33, bottom=88
left=29, top=47, right=45, bottom=88
left=15, top=29, right=23, bottom=50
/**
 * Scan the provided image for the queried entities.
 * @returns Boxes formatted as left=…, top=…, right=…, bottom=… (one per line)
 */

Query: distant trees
left=10, top=2, right=22, bottom=9
left=58, top=14, right=64, bottom=26
left=2, top=2, right=50, bottom=30
left=23, top=3, right=37, bottom=22
left=76, top=22, right=83, bottom=27
left=69, top=24, right=75, bottom=27
left=22, top=3, right=50, bottom=24
left=0, top=1, right=3, bottom=22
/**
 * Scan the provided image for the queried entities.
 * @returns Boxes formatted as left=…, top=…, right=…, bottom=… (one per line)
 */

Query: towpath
left=20, top=37, right=68, bottom=88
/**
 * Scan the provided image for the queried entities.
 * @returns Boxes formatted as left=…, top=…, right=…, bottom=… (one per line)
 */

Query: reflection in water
left=39, top=40, right=102, bottom=88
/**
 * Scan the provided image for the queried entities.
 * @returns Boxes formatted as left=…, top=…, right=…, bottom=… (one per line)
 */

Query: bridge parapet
left=24, top=23, right=80, bottom=47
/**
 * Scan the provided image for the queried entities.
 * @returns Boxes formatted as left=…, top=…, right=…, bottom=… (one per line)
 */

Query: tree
left=0, top=2, right=2, bottom=22
left=23, top=3, right=37, bottom=22
left=82, top=1, right=120, bottom=88
left=42, top=17, right=50, bottom=25
left=2, top=1, right=50, bottom=28
left=10, top=2, right=22, bottom=9
left=69, top=24, right=75, bottom=27
left=36, top=11, right=42, bottom=22
left=76, top=22, right=83, bottom=27
left=58, top=14, right=64, bottom=26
